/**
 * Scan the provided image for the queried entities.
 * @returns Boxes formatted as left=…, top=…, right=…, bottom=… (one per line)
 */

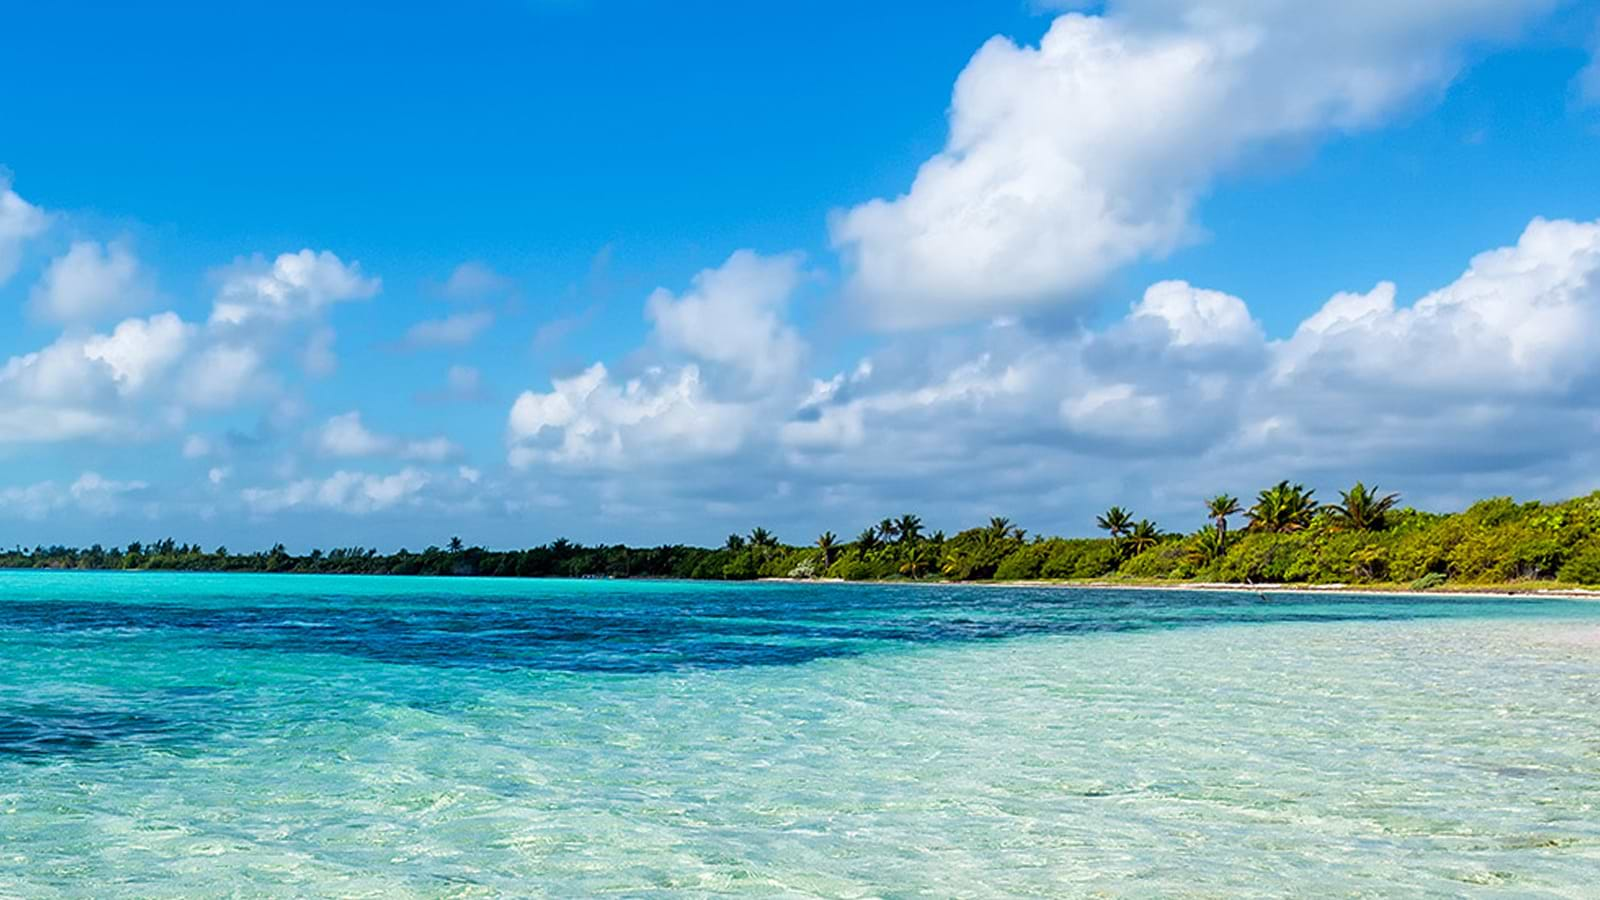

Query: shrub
left=832, top=559, right=879, bottom=581
left=1410, top=572, right=1448, bottom=591
left=722, top=551, right=759, bottom=580
left=1117, top=540, right=1192, bottom=579
left=1348, top=544, right=1389, bottom=582
left=994, top=543, right=1048, bottom=581
left=1558, top=544, right=1600, bottom=586
left=1216, top=533, right=1303, bottom=583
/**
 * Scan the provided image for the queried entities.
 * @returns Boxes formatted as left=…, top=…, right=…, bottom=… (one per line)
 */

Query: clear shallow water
left=2, top=572, right=1599, bottom=897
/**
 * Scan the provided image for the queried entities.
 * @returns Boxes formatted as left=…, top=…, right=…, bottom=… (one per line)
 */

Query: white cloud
left=317, top=411, right=391, bottom=457
left=831, top=0, right=1557, bottom=328
left=315, top=411, right=462, bottom=462
left=69, top=472, right=149, bottom=515
left=82, top=312, right=192, bottom=394
left=1127, top=281, right=1262, bottom=350
left=447, top=364, right=481, bottom=395
left=303, top=326, right=338, bottom=377
left=645, top=250, right=807, bottom=385
left=781, top=215, right=1600, bottom=526
left=507, top=363, right=753, bottom=468
left=0, top=472, right=147, bottom=519
left=0, top=407, right=119, bottom=445
left=29, top=240, right=149, bottom=324
left=241, top=468, right=431, bottom=515
left=1577, top=25, right=1600, bottom=104
left=0, top=312, right=195, bottom=443
left=179, top=344, right=264, bottom=410
left=210, top=249, right=379, bottom=325
left=402, top=310, right=495, bottom=348
left=440, top=261, right=513, bottom=300
left=0, top=176, right=49, bottom=286
left=183, top=435, right=217, bottom=459
left=1273, top=217, right=1600, bottom=394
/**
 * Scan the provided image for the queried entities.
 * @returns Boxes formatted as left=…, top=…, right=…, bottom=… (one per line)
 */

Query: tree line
left=4, top=482, right=1600, bottom=587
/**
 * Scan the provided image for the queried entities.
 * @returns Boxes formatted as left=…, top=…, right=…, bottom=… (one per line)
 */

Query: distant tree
left=725, top=533, right=747, bottom=552
left=1126, top=520, right=1162, bottom=556
left=899, top=543, right=934, bottom=579
left=877, top=518, right=899, bottom=542
left=1205, top=494, right=1241, bottom=543
left=895, top=514, right=924, bottom=545
left=1247, top=482, right=1318, bottom=534
left=1187, top=527, right=1229, bottom=566
left=1096, top=507, right=1133, bottom=542
left=448, top=536, right=464, bottom=552
left=856, top=528, right=881, bottom=555
left=1326, top=483, right=1400, bottom=532
left=816, top=531, right=838, bottom=568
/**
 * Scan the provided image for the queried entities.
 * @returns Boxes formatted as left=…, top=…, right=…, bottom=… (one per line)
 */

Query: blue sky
left=2, top=0, right=1599, bottom=550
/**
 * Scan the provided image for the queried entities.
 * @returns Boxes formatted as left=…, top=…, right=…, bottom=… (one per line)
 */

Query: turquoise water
left=3, top=572, right=1599, bottom=896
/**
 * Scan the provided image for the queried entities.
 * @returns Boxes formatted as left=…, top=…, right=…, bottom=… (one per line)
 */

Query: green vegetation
left=5, top=484, right=1600, bottom=589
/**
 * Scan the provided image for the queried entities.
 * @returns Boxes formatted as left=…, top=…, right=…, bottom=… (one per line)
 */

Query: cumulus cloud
left=316, top=411, right=462, bottom=462
left=29, top=240, right=149, bottom=324
left=0, top=176, right=49, bottom=285
left=0, top=472, right=147, bottom=519
left=402, top=310, right=495, bottom=348
left=0, top=312, right=193, bottom=443
left=507, top=363, right=753, bottom=468
left=210, top=249, right=379, bottom=325
left=783, top=216, right=1600, bottom=525
left=831, top=0, right=1556, bottom=328
left=179, top=344, right=265, bottom=410
left=0, top=241, right=385, bottom=455
left=82, top=312, right=193, bottom=394
left=183, top=435, right=217, bottom=459
left=303, top=326, right=338, bottom=377
left=645, top=250, right=807, bottom=385
left=1273, top=217, right=1600, bottom=394
left=241, top=467, right=431, bottom=516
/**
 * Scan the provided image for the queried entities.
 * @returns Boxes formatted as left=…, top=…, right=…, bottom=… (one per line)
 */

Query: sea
left=2, top=571, right=1598, bottom=896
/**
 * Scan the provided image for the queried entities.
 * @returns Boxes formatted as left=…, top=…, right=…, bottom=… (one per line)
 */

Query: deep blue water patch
left=0, top=705, right=192, bottom=760
left=2, top=575, right=1594, bottom=674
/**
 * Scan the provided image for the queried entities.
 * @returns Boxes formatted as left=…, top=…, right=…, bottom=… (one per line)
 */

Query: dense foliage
left=5, top=485, right=1600, bottom=588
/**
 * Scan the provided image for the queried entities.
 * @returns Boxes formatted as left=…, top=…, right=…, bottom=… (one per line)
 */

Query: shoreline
left=758, top=576, right=1600, bottom=601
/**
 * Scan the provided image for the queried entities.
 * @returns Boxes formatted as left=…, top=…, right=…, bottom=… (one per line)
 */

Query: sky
left=2, top=0, right=1600, bottom=551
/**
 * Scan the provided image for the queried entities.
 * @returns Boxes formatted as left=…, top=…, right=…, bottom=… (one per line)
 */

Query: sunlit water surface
left=2, top=572, right=1598, bottom=897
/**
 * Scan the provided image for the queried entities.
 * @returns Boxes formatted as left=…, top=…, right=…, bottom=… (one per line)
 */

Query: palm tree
left=748, top=527, right=777, bottom=548
left=1188, top=527, right=1228, bottom=565
left=877, top=518, right=899, bottom=542
left=983, top=516, right=1025, bottom=546
left=1096, top=506, right=1134, bottom=542
left=1247, top=482, right=1318, bottom=533
left=724, top=533, right=747, bottom=552
left=1205, top=494, right=1241, bottom=543
left=899, top=543, right=934, bottom=579
left=855, top=528, right=881, bottom=554
left=1126, top=519, right=1162, bottom=555
left=816, top=531, right=838, bottom=568
left=1326, top=482, right=1400, bottom=532
left=895, top=514, right=924, bottom=545
left=448, top=536, right=464, bottom=552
